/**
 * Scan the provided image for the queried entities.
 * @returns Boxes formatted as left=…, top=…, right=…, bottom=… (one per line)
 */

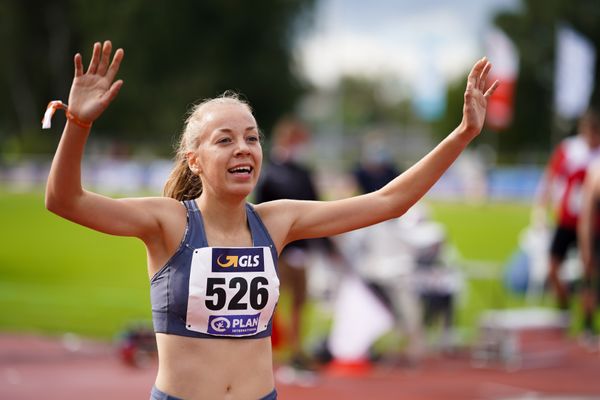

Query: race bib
left=186, top=247, right=279, bottom=337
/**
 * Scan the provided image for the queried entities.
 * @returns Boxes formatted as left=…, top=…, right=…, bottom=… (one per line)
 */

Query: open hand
left=68, top=41, right=124, bottom=124
left=459, top=58, right=499, bottom=139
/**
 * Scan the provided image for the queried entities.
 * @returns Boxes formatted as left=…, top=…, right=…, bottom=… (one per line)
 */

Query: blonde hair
left=163, top=92, right=252, bottom=201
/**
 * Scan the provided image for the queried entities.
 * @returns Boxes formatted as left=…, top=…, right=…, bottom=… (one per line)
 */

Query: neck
left=196, top=192, right=248, bottom=232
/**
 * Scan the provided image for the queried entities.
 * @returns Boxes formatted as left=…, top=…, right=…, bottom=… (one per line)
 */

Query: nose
left=234, top=137, right=251, bottom=156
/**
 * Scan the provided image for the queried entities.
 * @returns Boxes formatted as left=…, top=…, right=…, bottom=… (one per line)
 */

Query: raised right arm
left=45, top=41, right=168, bottom=241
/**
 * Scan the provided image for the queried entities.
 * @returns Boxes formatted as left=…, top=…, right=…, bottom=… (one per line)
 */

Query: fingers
left=484, top=79, right=500, bottom=98
left=479, top=61, right=492, bottom=91
left=74, top=53, right=83, bottom=77
left=81, top=40, right=122, bottom=80
left=100, top=79, right=124, bottom=105
left=96, top=40, right=113, bottom=76
left=105, top=48, right=125, bottom=83
left=468, top=57, right=495, bottom=92
left=467, top=57, right=487, bottom=90
left=87, top=42, right=101, bottom=74
left=467, top=57, right=498, bottom=97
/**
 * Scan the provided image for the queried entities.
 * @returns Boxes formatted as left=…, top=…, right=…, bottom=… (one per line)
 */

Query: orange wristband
left=41, top=100, right=92, bottom=130
left=66, top=109, right=92, bottom=129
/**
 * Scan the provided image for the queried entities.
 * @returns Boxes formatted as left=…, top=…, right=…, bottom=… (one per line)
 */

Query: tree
left=495, top=0, right=600, bottom=159
left=0, top=0, right=316, bottom=155
left=493, top=0, right=561, bottom=159
left=432, top=0, right=600, bottom=161
left=0, top=0, right=78, bottom=153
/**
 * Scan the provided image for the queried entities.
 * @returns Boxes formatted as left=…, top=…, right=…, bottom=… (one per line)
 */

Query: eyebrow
left=215, top=126, right=258, bottom=133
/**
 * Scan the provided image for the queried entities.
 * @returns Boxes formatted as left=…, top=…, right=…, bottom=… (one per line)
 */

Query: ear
left=186, top=151, right=202, bottom=174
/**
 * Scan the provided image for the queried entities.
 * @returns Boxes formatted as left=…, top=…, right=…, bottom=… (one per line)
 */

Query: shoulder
left=252, top=199, right=295, bottom=215
left=251, top=199, right=285, bottom=222
left=155, top=197, right=187, bottom=218
left=252, top=200, right=297, bottom=251
left=138, top=197, right=188, bottom=250
left=129, top=196, right=183, bottom=212
left=129, top=196, right=187, bottom=230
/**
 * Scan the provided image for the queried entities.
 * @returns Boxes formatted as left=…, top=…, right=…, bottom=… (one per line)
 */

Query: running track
left=1, top=334, right=599, bottom=399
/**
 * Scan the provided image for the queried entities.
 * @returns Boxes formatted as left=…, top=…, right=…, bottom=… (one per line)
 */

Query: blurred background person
left=333, top=212, right=425, bottom=366
left=337, top=135, right=425, bottom=365
left=532, top=108, right=600, bottom=319
left=578, top=156, right=600, bottom=349
left=329, top=134, right=463, bottom=365
left=352, top=132, right=401, bottom=195
left=255, top=115, right=327, bottom=371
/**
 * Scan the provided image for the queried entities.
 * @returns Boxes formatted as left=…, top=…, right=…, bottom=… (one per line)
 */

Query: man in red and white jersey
left=578, top=157, right=600, bottom=346
left=534, top=108, right=600, bottom=316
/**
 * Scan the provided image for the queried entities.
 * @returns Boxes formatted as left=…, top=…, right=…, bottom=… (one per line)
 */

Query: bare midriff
left=154, top=333, right=274, bottom=400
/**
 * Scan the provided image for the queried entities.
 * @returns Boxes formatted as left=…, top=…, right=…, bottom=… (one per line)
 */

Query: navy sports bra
left=150, top=200, right=279, bottom=339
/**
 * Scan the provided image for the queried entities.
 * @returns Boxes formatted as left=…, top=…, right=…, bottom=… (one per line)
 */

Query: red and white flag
left=485, top=28, right=519, bottom=131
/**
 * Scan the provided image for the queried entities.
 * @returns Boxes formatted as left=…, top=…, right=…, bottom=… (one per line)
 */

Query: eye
left=216, top=137, right=232, bottom=144
left=246, top=135, right=259, bottom=143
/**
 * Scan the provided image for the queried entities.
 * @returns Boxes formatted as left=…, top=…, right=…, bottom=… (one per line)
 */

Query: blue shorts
left=150, top=386, right=277, bottom=400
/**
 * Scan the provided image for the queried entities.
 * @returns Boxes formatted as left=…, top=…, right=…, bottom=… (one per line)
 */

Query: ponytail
left=163, top=152, right=203, bottom=201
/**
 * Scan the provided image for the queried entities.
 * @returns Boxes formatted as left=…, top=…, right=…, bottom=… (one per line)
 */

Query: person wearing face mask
left=255, top=116, right=325, bottom=372
left=43, top=40, right=498, bottom=400
left=353, top=134, right=401, bottom=195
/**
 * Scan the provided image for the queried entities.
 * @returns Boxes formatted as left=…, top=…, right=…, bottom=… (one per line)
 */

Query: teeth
left=229, top=167, right=252, bottom=173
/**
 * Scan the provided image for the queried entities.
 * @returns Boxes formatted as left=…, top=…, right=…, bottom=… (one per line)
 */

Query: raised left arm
left=257, top=58, right=499, bottom=249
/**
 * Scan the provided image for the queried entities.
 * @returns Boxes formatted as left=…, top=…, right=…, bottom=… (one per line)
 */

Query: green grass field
left=0, top=190, right=534, bottom=342
left=427, top=201, right=539, bottom=341
left=0, top=190, right=150, bottom=338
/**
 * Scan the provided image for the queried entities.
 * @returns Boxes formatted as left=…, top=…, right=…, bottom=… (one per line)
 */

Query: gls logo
left=212, top=248, right=264, bottom=272
left=216, top=254, right=260, bottom=268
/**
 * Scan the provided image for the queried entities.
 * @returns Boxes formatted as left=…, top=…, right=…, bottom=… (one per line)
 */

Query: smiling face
left=186, top=101, right=262, bottom=200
